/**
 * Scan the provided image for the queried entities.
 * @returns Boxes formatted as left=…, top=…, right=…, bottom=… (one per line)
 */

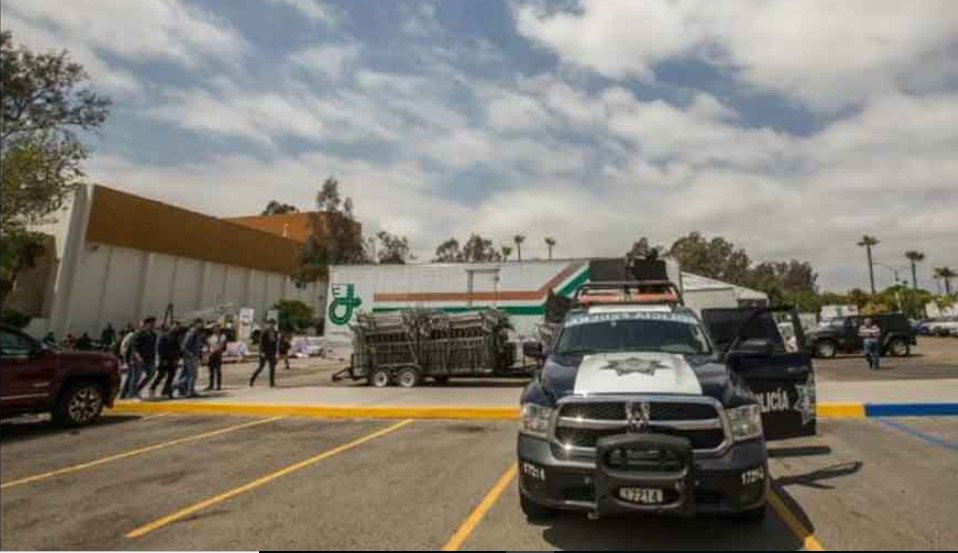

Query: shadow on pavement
left=774, top=461, right=863, bottom=490
left=0, top=414, right=143, bottom=445
left=768, top=445, right=832, bottom=458
left=538, top=511, right=803, bottom=550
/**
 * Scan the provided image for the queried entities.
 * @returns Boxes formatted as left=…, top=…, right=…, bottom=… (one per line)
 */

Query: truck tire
left=814, top=340, right=837, bottom=359
left=396, top=366, right=423, bottom=388
left=732, top=503, right=767, bottom=523
left=368, top=368, right=391, bottom=388
left=520, top=490, right=558, bottom=520
left=52, top=381, right=105, bottom=428
left=888, top=337, right=909, bottom=357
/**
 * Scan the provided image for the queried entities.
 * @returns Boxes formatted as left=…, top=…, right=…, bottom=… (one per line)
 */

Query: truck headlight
left=519, top=403, right=554, bottom=438
left=727, top=404, right=763, bottom=442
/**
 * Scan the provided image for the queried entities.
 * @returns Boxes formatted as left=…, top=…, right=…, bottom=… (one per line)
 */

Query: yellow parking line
left=441, top=463, right=517, bottom=551
left=768, top=489, right=826, bottom=551
left=0, top=417, right=283, bottom=490
left=125, top=419, right=414, bottom=539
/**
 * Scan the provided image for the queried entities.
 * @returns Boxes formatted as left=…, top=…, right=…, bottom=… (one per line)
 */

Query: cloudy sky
left=3, top=0, right=957, bottom=291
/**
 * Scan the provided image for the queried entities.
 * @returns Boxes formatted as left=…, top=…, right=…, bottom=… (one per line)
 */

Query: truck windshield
left=554, top=314, right=712, bottom=356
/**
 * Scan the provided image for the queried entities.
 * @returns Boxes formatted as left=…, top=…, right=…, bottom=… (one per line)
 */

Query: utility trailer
left=332, top=308, right=524, bottom=387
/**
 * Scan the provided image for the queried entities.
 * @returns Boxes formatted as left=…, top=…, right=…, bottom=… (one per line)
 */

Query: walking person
left=279, top=332, right=292, bottom=370
left=204, top=324, right=227, bottom=391
left=150, top=321, right=183, bottom=399
left=859, top=317, right=882, bottom=370
left=177, top=319, right=205, bottom=398
left=119, top=317, right=156, bottom=399
left=249, top=319, right=279, bottom=388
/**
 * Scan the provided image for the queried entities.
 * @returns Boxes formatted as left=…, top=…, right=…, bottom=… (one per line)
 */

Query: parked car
left=925, top=317, right=958, bottom=337
left=0, top=325, right=121, bottom=426
left=805, top=312, right=916, bottom=358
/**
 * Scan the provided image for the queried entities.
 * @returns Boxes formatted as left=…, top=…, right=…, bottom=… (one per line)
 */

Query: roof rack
left=573, top=280, right=684, bottom=307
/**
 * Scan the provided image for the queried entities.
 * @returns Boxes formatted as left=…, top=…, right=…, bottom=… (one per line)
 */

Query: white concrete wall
left=45, top=241, right=325, bottom=335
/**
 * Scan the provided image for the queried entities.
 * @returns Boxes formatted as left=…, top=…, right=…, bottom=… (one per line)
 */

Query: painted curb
left=109, top=400, right=958, bottom=421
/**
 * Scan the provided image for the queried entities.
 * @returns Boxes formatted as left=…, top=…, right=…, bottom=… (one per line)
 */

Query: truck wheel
left=52, top=381, right=105, bottom=427
left=433, top=375, right=449, bottom=385
left=396, top=366, right=423, bottom=388
left=888, top=338, right=909, bottom=357
left=732, top=504, right=767, bottom=523
left=520, top=490, right=558, bottom=519
left=368, top=368, right=391, bottom=388
left=814, top=340, right=837, bottom=359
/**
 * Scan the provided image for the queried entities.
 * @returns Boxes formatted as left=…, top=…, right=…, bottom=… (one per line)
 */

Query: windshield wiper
left=556, top=347, right=603, bottom=355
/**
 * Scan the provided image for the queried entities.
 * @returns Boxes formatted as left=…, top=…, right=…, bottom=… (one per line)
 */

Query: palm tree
left=500, top=245, right=512, bottom=261
left=935, top=266, right=956, bottom=296
left=904, top=251, right=925, bottom=290
left=544, top=237, right=556, bottom=260
left=857, top=235, right=880, bottom=294
left=513, top=234, right=526, bottom=262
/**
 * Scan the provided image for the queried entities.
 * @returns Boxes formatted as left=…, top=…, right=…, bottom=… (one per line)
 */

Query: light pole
left=874, top=262, right=905, bottom=311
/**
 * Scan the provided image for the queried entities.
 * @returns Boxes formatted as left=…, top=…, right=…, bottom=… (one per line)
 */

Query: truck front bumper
left=518, top=433, right=768, bottom=517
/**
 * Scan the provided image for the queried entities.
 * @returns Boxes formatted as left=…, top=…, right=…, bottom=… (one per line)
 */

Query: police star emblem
left=603, top=357, right=669, bottom=376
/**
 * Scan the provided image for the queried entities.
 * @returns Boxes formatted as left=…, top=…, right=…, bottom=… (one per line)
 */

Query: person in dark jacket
left=176, top=319, right=205, bottom=398
left=150, top=321, right=183, bottom=399
left=249, top=319, right=279, bottom=387
left=75, top=332, right=94, bottom=351
left=101, top=324, right=116, bottom=351
left=204, top=323, right=227, bottom=391
left=123, top=317, right=157, bottom=399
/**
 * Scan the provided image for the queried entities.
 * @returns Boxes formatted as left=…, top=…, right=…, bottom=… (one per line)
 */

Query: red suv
left=1, top=325, right=121, bottom=427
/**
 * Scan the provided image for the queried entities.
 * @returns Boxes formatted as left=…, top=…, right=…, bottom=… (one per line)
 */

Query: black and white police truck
left=518, top=276, right=816, bottom=521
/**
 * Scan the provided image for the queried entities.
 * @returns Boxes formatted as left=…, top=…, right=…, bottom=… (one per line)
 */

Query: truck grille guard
left=548, top=395, right=733, bottom=459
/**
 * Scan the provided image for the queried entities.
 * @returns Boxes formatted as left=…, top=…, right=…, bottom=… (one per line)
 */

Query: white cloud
left=1, top=11, right=141, bottom=96
left=2, top=0, right=245, bottom=67
left=516, top=0, right=958, bottom=110
left=265, top=0, right=339, bottom=25
left=289, top=43, right=360, bottom=80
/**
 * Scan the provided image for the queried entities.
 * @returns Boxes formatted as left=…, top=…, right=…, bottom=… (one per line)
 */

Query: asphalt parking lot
left=2, top=413, right=956, bottom=550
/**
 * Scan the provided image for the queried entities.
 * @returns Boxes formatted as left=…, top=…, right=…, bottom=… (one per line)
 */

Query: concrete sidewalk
left=109, top=378, right=958, bottom=420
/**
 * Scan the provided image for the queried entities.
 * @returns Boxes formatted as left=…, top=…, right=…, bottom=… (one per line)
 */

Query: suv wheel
left=396, top=366, right=423, bottom=388
left=814, top=340, right=837, bottom=359
left=53, top=381, right=105, bottom=427
left=368, top=368, right=391, bottom=388
left=888, top=338, right=909, bottom=357
left=520, top=490, right=558, bottom=519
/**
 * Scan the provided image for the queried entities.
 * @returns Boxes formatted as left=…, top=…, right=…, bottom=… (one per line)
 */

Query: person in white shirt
left=205, top=324, right=227, bottom=391
left=858, top=317, right=882, bottom=370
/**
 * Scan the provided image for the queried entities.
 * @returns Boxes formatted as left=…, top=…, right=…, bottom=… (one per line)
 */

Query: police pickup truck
left=518, top=280, right=815, bottom=521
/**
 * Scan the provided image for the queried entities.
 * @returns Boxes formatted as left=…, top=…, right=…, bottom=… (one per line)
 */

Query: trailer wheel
left=396, top=366, right=423, bottom=388
left=369, top=368, right=391, bottom=388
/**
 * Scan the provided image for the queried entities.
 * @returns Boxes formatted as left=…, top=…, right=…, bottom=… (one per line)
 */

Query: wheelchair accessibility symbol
left=328, top=284, right=362, bottom=325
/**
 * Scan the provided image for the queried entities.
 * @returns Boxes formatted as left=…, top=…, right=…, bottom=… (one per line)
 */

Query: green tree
left=856, top=235, right=880, bottom=294
left=461, top=234, right=501, bottom=263
left=934, top=266, right=956, bottom=296
left=261, top=200, right=298, bottom=215
left=513, top=233, right=526, bottom=262
left=500, top=245, right=512, bottom=261
left=668, top=232, right=751, bottom=285
left=904, top=251, right=925, bottom=290
left=433, top=238, right=461, bottom=262
left=544, top=237, right=556, bottom=260
left=300, top=177, right=367, bottom=281
left=271, top=299, right=314, bottom=333
left=1, top=30, right=110, bottom=305
left=375, top=230, right=412, bottom=264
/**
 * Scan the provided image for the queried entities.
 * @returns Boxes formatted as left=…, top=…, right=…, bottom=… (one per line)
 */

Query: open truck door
left=702, top=307, right=817, bottom=441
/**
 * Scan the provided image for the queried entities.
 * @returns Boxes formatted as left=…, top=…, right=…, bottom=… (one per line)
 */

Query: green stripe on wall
left=557, top=268, right=591, bottom=297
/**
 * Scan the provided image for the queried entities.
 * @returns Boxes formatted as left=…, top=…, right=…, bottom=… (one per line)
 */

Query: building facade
left=8, top=185, right=326, bottom=337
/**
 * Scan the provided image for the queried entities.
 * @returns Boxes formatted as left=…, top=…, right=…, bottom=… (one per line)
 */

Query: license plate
left=618, top=487, right=664, bottom=505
